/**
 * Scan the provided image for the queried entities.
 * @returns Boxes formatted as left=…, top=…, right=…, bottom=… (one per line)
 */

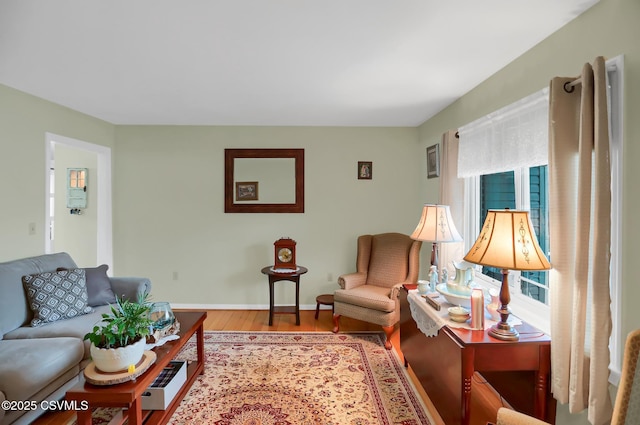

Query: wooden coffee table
left=66, top=310, right=207, bottom=425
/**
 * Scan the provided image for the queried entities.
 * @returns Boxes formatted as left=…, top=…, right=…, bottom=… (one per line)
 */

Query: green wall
left=0, top=83, right=424, bottom=307
left=111, top=125, right=423, bottom=306
left=0, top=84, right=114, bottom=260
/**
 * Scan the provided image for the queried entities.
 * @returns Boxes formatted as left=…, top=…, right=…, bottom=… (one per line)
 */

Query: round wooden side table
left=261, top=266, right=308, bottom=326
left=315, top=294, right=334, bottom=319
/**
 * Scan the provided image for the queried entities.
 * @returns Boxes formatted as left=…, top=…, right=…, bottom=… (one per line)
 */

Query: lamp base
left=486, top=269, right=519, bottom=341
left=488, top=322, right=519, bottom=341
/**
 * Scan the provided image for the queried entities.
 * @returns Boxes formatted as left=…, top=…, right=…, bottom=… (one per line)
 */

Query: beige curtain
left=549, top=56, right=612, bottom=425
left=438, top=130, right=465, bottom=276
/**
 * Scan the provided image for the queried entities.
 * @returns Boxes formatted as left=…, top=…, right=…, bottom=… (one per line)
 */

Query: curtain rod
left=564, top=76, right=582, bottom=93
left=564, top=60, right=617, bottom=93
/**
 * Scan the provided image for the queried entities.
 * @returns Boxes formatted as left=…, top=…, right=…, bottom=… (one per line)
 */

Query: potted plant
left=84, top=292, right=154, bottom=373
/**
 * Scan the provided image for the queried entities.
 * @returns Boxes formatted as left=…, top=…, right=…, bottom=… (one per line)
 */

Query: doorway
left=45, top=133, right=113, bottom=269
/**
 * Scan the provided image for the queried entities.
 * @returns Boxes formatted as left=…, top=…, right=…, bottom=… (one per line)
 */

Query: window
left=521, top=166, right=550, bottom=303
left=478, top=166, right=550, bottom=304
left=607, top=55, right=624, bottom=383
left=49, top=168, right=55, bottom=242
left=459, top=86, right=552, bottom=332
left=69, top=169, right=86, bottom=188
left=460, top=56, right=624, bottom=382
left=466, top=166, right=551, bottom=332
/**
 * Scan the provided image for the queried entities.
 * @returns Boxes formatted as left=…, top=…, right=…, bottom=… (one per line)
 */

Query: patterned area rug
left=76, top=331, right=431, bottom=425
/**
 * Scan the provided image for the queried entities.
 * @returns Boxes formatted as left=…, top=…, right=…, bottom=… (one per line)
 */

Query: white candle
left=471, top=288, right=484, bottom=330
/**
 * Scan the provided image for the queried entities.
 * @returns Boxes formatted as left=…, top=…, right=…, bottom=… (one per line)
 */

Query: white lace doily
left=408, top=291, right=449, bottom=337
left=145, top=334, right=180, bottom=350
left=270, top=267, right=301, bottom=273
left=407, top=290, right=521, bottom=338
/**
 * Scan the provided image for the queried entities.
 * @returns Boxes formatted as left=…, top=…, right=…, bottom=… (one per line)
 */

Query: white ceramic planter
left=90, top=337, right=146, bottom=373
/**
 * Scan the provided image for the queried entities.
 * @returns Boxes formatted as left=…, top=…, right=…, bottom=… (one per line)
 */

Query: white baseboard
left=169, top=303, right=332, bottom=311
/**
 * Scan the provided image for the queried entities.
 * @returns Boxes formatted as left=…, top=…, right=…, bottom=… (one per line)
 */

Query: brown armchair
left=612, top=328, right=640, bottom=425
left=332, top=233, right=422, bottom=349
left=491, top=408, right=551, bottom=425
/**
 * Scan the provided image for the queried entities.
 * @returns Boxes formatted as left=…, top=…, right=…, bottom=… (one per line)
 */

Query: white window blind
left=457, top=88, right=549, bottom=178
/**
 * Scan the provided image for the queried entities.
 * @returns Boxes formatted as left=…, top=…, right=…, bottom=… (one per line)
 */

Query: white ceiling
left=0, top=0, right=599, bottom=127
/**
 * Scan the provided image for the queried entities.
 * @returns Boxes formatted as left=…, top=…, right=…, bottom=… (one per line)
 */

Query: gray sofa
left=0, top=252, right=151, bottom=425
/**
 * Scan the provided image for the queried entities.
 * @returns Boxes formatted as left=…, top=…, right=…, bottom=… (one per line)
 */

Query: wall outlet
left=172, top=271, right=179, bottom=281
left=28, top=222, right=36, bottom=236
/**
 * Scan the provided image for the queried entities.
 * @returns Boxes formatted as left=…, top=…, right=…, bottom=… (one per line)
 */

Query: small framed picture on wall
left=358, top=161, right=372, bottom=180
left=426, top=144, right=440, bottom=179
left=235, top=181, right=259, bottom=201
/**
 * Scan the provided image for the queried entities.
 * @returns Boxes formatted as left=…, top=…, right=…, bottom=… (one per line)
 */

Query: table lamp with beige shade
left=463, top=209, right=551, bottom=341
left=411, top=204, right=463, bottom=286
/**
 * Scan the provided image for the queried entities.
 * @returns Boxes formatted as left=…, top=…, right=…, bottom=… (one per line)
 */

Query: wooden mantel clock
left=274, top=237, right=297, bottom=270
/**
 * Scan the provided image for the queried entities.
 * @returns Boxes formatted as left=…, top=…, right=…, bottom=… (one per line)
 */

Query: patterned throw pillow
left=22, top=269, right=93, bottom=327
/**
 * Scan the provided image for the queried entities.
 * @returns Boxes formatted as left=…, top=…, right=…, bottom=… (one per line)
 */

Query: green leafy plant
left=84, top=292, right=153, bottom=349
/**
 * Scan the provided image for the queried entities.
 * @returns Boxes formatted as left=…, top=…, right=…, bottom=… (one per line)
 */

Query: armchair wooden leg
left=332, top=314, right=341, bottom=333
left=382, top=325, right=394, bottom=350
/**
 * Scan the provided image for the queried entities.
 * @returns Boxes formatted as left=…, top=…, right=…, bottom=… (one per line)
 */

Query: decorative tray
left=84, top=350, right=157, bottom=385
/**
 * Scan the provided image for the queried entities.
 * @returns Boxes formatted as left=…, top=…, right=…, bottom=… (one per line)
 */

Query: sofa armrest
left=109, top=277, right=152, bottom=302
left=0, top=390, right=5, bottom=424
left=337, top=272, right=367, bottom=290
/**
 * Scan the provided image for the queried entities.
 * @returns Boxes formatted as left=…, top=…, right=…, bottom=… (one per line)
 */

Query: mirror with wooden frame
left=224, top=148, right=305, bottom=213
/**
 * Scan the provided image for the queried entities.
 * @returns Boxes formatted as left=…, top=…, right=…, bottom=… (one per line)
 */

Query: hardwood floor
left=32, top=309, right=443, bottom=425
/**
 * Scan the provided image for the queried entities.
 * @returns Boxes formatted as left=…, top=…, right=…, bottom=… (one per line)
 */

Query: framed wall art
left=426, top=144, right=440, bottom=179
left=358, top=161, right=372, bottom=180
left=225, top=148, right=304, bottom=213
left=235, top=181, right=259, bottom=201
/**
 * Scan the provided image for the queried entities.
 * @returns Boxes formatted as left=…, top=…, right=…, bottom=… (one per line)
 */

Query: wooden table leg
left=75, top=408, right=92, bottom=425
left=129, top=397, right=142, bottom=425
left=535, top=344, right=551, bottom=420
left=269, top=278, right=275, bottom=326
left=461, top=347, right=474, bottom=425
left=197, top=320, right=205, bottom=371
left=295, top=276, right=300, bottom=325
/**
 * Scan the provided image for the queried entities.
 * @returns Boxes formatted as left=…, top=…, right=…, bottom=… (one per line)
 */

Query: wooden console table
left=400, top=286, right=555, bottom=425
left=66, top=311, right=206, bottom=425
